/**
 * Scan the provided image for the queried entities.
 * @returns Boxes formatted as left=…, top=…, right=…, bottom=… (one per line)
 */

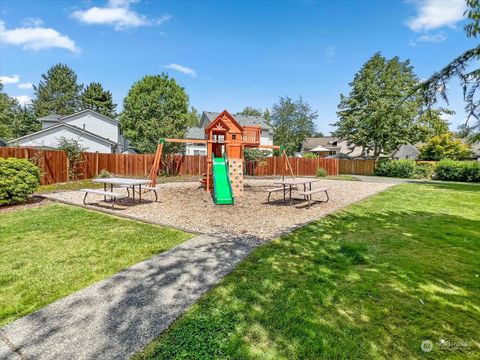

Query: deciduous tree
left=418, top=133, right=471, bottom=160
left=270, top=96, right=317, bottom=155
left=120, top=74, right=189, bottom=153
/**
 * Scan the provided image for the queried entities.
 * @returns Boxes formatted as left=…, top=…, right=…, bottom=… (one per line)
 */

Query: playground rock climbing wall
left=229, top=158, right=244, bottom=197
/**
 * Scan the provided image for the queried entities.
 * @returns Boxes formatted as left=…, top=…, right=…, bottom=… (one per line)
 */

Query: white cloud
left=164, top=63, right=197, bottom=77
left=14, top=95, right=32, bottom=106
left=21, top=17, right=44, bottom=27
left=0, top=20, right=79, bottom=52
left=72, top=0, right=172, bottom=31
left=18, top=82, right=33, bottom=89
left=417, top=32, right=447, bottom=43
left=155, top=14, right=173, bottom=25
left=0, top=74, right=19, bottom=84
left=409, top=32, right=447, bottom=46
left=407, top=0, right=466, bottom=32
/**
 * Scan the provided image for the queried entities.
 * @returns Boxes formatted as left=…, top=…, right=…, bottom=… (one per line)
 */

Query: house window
left=194, top=150, right=206, bottom=156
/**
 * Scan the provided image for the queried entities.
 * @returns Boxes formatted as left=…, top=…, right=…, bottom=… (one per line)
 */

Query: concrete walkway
left=0, top=235, right=256, bottom=360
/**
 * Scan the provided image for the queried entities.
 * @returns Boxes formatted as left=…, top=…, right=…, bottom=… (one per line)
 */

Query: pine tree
left=32, top=63, right=83, bottom=117
left=11, top=105, right=40, bottom=138
left=80, top=82, right=117, bottom=118
left=0, top=83, right=20, bottom=139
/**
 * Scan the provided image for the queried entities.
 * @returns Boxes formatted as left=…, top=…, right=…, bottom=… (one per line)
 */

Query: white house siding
left=185, top=144, right=207, bottom=156
left=13, top=126, right=113, bottom=153
left=63, top=113, right=119, bottom=143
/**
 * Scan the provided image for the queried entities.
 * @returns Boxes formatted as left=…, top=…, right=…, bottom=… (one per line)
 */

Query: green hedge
left=375, top=159, right=419, bottom=178
left=435, top=159, right=480, bottom=182
left=375, top=159, right=436, bottom=179
left=0, top=158, right=41, bottom=205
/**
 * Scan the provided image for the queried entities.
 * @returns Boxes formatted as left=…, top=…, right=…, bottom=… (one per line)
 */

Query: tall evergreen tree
left=333, top=53, right=440, bottom=159
left=0, top=83, right=17, bottom=139
left=80, top=82, right=117, bottom=118
left=270, top=96, right=317, bottom=155
left=238, top=106, right=263, bottom=117
left=419, top=0, right=479, bottom=141
left=32, top=63, right=83, bottom=117
left=11, top=105, right=40, bottom=138
left=186, top=106, right=200, bottom=127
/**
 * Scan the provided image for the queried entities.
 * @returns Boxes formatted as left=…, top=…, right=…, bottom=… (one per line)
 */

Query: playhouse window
left=232, top=134, right=237, bottom=140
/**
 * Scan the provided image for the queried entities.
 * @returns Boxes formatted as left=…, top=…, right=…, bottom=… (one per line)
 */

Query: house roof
left=8, top=122, right=118, bottom=146
left=202, top=111, right=272, bottom=130
left=38, top=114, right=62, bottom=122
left=392, top=144, right=420, bottom=159
left=37, top=109, right=118, bottom=124
left=302, top=137, right=339, bottom=151
left=185, top=127, right=206, bottom=139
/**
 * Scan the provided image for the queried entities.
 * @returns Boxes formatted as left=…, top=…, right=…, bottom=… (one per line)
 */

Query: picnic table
left=273, top=178, right=321, bottom=205
left=92, top=177, right=150, bottom=205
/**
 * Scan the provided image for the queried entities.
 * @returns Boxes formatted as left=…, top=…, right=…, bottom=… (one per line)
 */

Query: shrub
left=414, top=162, right=436, bottom=179
left=57, top=137, right=85, bottom=180
left=316, top=167, right=327, bottom=177
left=435, top=159, right=480, bottom=182
left=303, top=152, right=318, bottom=158
left=97, top=169, right=111, bottom=178
left=375, top=159, right=417, bottom=178
left=0, top=158, right=41, bottom=205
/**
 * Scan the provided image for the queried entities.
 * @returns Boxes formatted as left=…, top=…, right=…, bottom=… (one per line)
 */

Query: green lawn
left=0, top=204, right=193, bottom=326
left=136, top=183, right=480, bottom=359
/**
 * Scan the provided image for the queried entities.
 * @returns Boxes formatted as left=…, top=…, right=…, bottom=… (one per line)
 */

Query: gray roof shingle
left=202, top=111, right=272, bottom=130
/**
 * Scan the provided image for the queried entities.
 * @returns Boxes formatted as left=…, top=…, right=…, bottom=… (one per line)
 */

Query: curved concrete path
left=0, top=235, right=256, bottom=360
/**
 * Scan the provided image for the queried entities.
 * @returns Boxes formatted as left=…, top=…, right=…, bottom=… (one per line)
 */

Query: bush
left=97, top=169, right=111, bottom=178
left=0, top=158, right=41, bottom=205
left=316, top=167, right=327, bottom=177
left=303, top=152, right=318, bottom=158
left=435, top=159, right=480, bottom=182
left=414, top=162, right=436, bottom=179
left=375, top=159, right=417, bottom=178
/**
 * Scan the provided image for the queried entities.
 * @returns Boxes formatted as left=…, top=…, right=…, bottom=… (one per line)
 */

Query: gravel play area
left=44, top=179, right=394, bottom=242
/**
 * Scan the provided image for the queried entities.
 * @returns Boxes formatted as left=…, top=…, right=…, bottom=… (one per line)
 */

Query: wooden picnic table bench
left=80, top=189, right=126, bottom=209
left=298, top=188, right=329, bottom=208
left=264, top=187, right=287, bottom=203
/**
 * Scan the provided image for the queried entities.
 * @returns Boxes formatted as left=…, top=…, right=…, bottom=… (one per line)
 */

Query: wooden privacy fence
left=0, top=147, right=68, bottom=185
left=2, top=147, right=379, bottom=185
left=245, top=157, right=339, bottom=176
left=339, top=159, right=376, bottom=175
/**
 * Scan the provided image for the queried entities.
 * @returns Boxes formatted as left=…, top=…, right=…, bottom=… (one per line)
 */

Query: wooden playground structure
left=147, top=110, right=293, bottom=203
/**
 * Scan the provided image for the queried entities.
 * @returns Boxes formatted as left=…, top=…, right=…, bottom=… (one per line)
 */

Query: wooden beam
left=165, top=138, right=208, bottom=144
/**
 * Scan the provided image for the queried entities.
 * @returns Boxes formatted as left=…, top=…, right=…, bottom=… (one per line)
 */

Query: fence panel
left=0, top=147, right=68, bottom=185
left=245, top=157, right=339, bottom=176
left=339, top=159, right=375, bottom=175
left=3, top=147, right=382, bottom=185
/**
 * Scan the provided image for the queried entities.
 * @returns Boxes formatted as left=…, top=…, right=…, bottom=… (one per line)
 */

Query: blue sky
left=0, top=0, right=476, bottom=134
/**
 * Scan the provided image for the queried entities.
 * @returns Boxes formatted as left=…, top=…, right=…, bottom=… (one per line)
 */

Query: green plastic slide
left=212, top=157, right=234, bottom=205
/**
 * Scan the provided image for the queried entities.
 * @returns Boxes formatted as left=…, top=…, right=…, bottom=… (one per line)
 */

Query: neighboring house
left=391, top=144, right=420, bottom=160
left=0, top=138, right=6, bottom=147
left=300, top=137, right=361, bottom=158
left=8, top=110, right=132, bottom=154
left=184, top=111, right=274, bottom=155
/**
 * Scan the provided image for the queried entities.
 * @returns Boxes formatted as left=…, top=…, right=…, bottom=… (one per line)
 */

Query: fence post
left=95, top=152, right=99, bottom=176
